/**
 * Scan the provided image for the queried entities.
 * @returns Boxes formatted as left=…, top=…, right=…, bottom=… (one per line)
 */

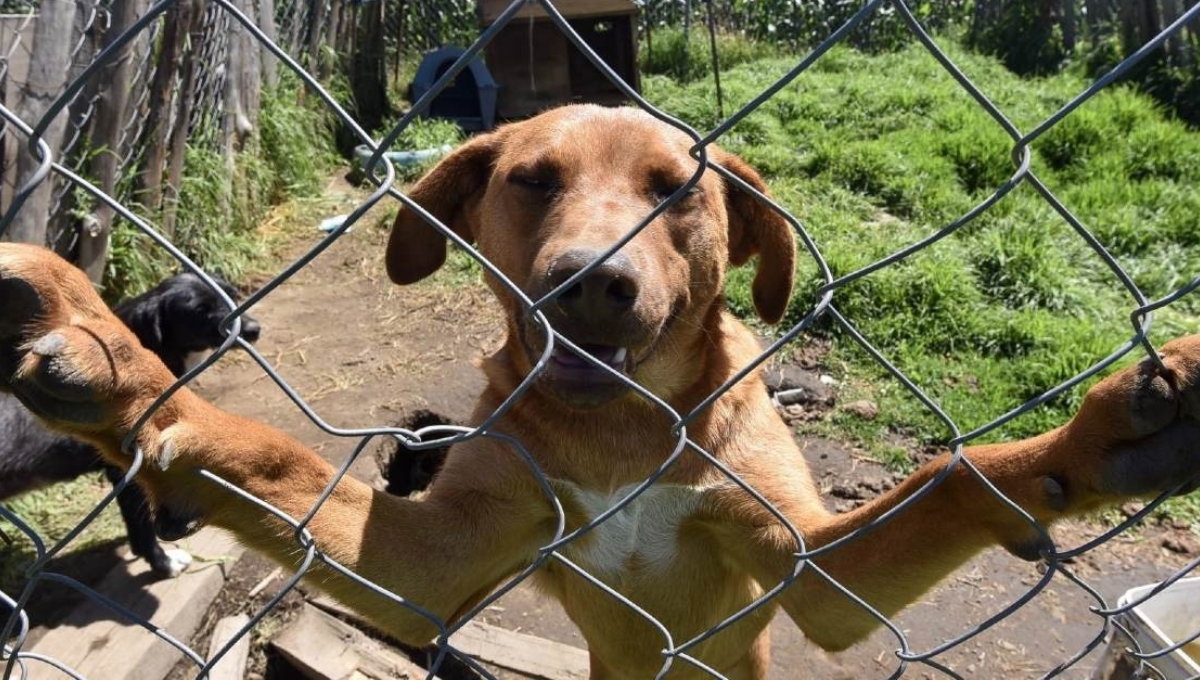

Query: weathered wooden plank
left=272, top=604, right=433, bottom=680
left=8, top=0, right=75, bottom=246
left=451, top=621, right=589, bottom=680
left=206, top=614, right=252, bottom=680
left=305, top=593, right=590, bottom=680
left=27, top=527, right=244, bottom=680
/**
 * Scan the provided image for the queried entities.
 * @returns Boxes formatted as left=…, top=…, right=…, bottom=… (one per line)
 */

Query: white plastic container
left=1098, top=577, right=1200, bottom=679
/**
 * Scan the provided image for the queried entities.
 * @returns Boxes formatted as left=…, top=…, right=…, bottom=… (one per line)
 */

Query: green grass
left=644, top=40, right=1200, bottom=519
left=0, top=475, right=126, bottom=595
left=104, top=75, right=339, bottom=302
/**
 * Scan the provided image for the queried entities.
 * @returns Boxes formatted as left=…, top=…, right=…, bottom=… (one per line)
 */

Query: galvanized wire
left=2, top=1, right=1200, bottom=679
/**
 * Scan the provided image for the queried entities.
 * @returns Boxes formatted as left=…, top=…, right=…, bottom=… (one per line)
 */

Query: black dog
left=0, top=272, right=260, bottom=577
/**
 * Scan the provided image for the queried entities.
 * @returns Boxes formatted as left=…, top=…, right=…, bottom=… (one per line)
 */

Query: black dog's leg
left=103, top=465, right=192, bottom=577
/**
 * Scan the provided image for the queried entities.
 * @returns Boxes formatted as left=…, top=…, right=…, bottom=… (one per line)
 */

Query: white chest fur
left=553, top=481, right=708, bottom=579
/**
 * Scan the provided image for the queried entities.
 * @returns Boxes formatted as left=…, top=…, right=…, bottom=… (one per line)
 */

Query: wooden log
left=205, top=614, right=252, bottom=680
left=306, top=0, right=329, bottom=71
left=0, top=16, right=36, bottom=216
left=349, top=0, right=388, bottom=134
left=80, top=0, right=148, bottom=284
left=27, top=527, right=244, bottom=680
left=137, top=0, right=191, bottom=212
left=272, top=604, right=435, bottom=680
left=7, top=0, right=76, bottom=246
left=257, top=0, right=278, bottom=90
left=161, top=0, right=205, bottom=240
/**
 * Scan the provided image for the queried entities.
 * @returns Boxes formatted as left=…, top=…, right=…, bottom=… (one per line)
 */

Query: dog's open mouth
left=550, top=343, right=630, bottom=375
left=539, top=342, right=638, bottom=407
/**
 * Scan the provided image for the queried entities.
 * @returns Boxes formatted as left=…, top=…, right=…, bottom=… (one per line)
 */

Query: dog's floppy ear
left=115, top=296, right=165, bottom=352
left=386, top=132, right=502, bottom=285
left=712, top=149, right=796, bottom=324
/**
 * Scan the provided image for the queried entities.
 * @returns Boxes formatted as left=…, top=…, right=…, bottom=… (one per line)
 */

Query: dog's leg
left=712, top=338, right=1200, bottom=651
left=103, top=465, right=192, bottom=577
left=0, top=244, right=552, bottom=645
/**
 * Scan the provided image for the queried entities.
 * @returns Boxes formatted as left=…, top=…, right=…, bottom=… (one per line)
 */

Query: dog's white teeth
left=612, top=347, right=628, bottom=365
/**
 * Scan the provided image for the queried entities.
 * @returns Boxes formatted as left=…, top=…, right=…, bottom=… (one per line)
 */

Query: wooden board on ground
left=27, top=527, right=244, bottom=680
left=306, top=594, right=589, bottom=680
left=450, top=621, right=589, bottom=680
left=206, top=614, right=252, bottom=680
left=272, top=603, right=434, bottom=680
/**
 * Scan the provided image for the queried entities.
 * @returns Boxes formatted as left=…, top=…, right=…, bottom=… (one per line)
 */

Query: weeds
left=104, top=76, right=337, bottom=302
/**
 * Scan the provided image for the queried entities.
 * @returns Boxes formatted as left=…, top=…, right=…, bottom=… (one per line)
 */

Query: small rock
left=1162, top=532, right=1200, bottom=555
left=830, top=484, right=864, bottom=500
left=763, top=364, right=835, bottom=406
left=844, top=400, right=879, bottom=420
left=1120, top=502, right=1144, bottom=518
left=832, top=500, right=856, bottom=514
left=858, top=479, right=883, bottom=494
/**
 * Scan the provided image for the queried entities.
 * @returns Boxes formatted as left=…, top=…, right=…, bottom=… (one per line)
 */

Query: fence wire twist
left=1, top=1, right=1200, bottom=678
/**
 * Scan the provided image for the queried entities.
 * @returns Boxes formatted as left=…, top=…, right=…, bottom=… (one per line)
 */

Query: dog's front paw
left=150, top=547, right=193, bottom=578
left=1069, top=335, right=1200, bottom=501
left=0, top=244, right=176, bottom=442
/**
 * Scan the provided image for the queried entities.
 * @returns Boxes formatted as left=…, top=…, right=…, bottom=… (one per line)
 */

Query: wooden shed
left=479, top=0, right=640, bottom=119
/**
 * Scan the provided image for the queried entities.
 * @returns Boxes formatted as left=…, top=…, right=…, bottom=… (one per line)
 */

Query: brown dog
left=3, top=104, right=1200, bottom=679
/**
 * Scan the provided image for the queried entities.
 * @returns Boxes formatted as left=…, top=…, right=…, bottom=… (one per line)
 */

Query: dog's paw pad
left=1043, top=477, right=1068, bottom=512
left=1102, top=421, right=1200, bottom=497
left=1128, top=365, right=1179, bottom=437
left=0, top=276, right=43, bottom=341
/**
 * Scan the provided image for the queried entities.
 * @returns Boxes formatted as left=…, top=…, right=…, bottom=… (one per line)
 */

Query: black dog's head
left=114, top=273, right=261, bottom=377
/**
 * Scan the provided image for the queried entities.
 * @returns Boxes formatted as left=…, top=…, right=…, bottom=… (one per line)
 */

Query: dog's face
left=116, top=273, right=261, bottom=377
left=387, top=106, right=794, bottom=408
left=157, top=274, right=261, bottom=351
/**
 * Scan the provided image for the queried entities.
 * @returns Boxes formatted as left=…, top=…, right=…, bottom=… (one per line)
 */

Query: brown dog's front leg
left=0, top=244, right=552, bottom=645
left=717, top=336, right=1200, bottom=651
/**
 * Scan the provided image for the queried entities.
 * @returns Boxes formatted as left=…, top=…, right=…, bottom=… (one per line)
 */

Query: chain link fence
left=2, top=0, right=1200, bottom=678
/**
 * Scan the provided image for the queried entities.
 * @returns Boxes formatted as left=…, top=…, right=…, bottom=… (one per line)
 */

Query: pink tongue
left=554, top=344, right=618, bottom=368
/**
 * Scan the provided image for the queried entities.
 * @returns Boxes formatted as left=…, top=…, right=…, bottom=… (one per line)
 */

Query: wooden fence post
left=80, top=0, right=148, bottom=283
left=162, top=0, right=204, bottom=240
left=137, top=0, right=191, bottom=213
left=258, top=0, right=278, bottom=89
left=7, top=0, right=76, bottom=246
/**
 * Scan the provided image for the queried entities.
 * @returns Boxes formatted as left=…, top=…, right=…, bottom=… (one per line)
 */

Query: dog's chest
left=552, top=480, right=707, bottom=579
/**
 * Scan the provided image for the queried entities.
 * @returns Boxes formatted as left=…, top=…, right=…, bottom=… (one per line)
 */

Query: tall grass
left=104, top=75, right=338, bottom=301
left=644, top=41, right=1200, bottom=453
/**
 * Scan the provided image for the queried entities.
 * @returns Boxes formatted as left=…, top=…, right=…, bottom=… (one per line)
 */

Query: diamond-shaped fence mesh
left=1, top=1, right=1200, bottom=678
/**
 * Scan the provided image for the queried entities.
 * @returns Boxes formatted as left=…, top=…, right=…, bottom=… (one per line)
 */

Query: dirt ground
left=37, top=176, right=1200, bottom=679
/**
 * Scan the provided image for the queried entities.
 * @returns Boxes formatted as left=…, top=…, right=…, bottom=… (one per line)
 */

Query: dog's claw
left=157, top=437, right=177, bottom=471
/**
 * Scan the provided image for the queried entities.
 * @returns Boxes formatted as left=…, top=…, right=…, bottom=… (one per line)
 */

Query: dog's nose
left=239, top=316, right=261, bottom=343
left=545, top=249, right=639, bottom=318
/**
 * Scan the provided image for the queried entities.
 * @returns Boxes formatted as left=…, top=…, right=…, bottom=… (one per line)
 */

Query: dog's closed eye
left=508, top=165, right=563, bottom=196
left=651, top=183, right=702, bottom=205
